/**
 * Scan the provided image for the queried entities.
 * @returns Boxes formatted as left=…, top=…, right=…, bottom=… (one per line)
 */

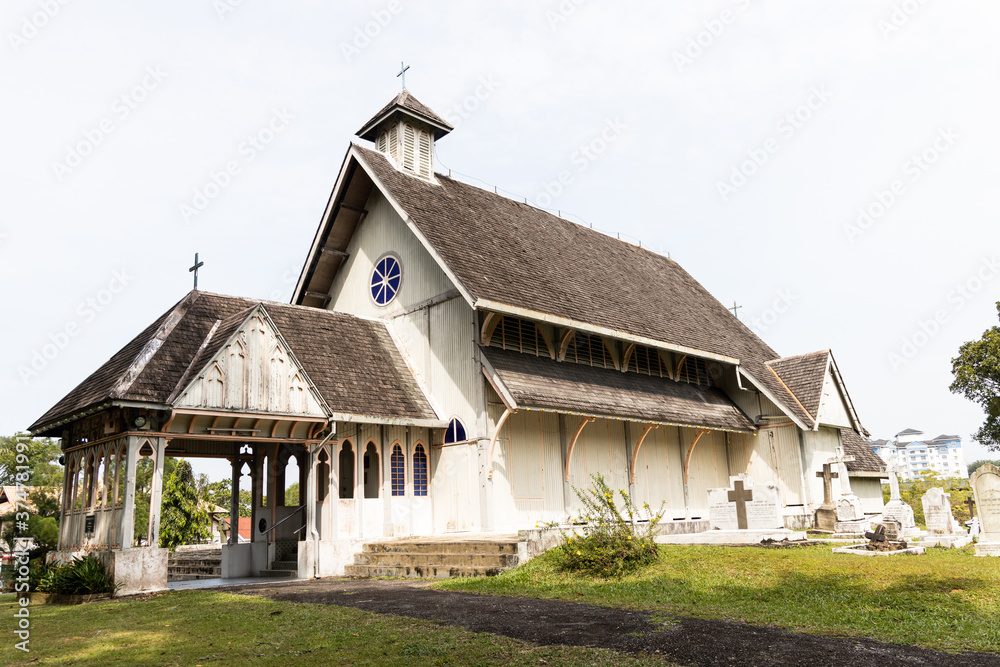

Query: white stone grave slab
left=708, top=481, right=783, bottom=531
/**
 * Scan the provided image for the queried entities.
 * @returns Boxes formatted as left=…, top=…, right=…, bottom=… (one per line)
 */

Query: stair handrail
left=261, top=504, right=306, bottom=537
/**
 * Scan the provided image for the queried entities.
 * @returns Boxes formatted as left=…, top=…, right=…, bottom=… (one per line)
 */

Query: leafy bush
left=558, top=473, right=663, bottom=578
left=38, top=556, right=117, bottom=596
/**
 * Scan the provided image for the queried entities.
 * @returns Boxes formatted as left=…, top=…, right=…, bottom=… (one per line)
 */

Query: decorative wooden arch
left=564, top=416, right=596, bottom=482
left=674, top=355, right=688, bottom=382
left=622, top=343, right=637, bottom=373
left=628, top=424, right=658, bottom=484
left=557, top=330, right=575, bottom=361
left=537, top=324, right=556, bottom=359
left=481, top=313, right=502, bottom=345
left=683, top=429, right=711, bottom=484
left=486, top=408, right=516, bottom=480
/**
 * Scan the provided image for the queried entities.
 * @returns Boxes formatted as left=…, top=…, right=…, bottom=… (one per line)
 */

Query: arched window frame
left=390, top=443, right=405, bottom=497
left=443, top=418, right=468, bottom=445
left=412, top=443, right=428, bottom=497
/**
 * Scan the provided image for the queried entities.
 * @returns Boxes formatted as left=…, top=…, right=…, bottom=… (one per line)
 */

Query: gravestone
left=814, top=463, right=838, bottom=531
left=830, top=448, right=864, bottom=522
left=881, top=518, right=901, bottom=542
left=921, top=488, right=960, bottom=535
left=708, top=479, right=783, bottom=531
left=970, top=463, right=1000, bottom=556
left=881, top=464, right=917, bottom=535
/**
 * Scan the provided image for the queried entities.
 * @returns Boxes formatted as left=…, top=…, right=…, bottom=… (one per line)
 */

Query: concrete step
left=354, top=552, right=517, bottom=569
left=169, top=565, right=222, bottom=575
left=363, top=541, right=518, bottom=556
left=259, top=569, right=298, bottom=578
left=269, top=560, right=298, bottom=571
left=344, top=563, right=506, bottom=579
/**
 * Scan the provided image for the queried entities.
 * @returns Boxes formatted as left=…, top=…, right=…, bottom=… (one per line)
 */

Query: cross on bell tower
left=397, top=61, right=410, bottom=90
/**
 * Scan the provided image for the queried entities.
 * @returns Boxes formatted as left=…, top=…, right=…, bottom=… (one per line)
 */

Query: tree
left=951, top=302, right=1000, bottom=451
left=158, top=460, right=210, bottom=550
left=969, top=460, right=1000, bottom=476
left=0, top=435, right=62, bottom=487
left=285, top=482, right=300, bottom=506
left=203, top=479, right=251, bottom=518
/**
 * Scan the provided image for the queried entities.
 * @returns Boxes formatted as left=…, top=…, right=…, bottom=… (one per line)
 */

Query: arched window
left=339, top=442, right=355, bottom=499
left=363, top=442, right=380, bottom=499
left=413, top=444, right=428, bottom=497
left=370, top=255, right=402, bottom=306
left=444, top=418, right=467, bottom=445
left=317, top=449, right=330, bottom=503
left=390, top=444, right=405, bottom=496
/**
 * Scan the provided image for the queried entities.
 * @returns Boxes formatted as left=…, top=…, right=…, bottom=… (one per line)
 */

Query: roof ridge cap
left=110, top=291, right=200, bottom=399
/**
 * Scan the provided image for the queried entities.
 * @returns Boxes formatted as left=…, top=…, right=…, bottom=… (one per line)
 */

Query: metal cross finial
left=397, top=61, right=410, bottom=90
left=189, top=253, right=204, bottom=290
left=729, top=301, right=742, bottom=319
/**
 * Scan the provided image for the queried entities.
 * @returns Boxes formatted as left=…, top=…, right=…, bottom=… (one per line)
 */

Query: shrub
left=558, top=473, right=664, bottom=578
left=38, top=556, right=117, bottom=596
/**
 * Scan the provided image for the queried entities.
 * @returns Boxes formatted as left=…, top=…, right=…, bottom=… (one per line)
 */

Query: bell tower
left=356, top=89, right=453, bottom=180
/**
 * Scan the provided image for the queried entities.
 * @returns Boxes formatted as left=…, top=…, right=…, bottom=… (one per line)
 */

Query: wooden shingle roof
left=765, top=351, right=830, bottom=421
left=352, top=144, right=816, bottom=428
left=483, top=347, right=755, bottom=433
left=30, top=291, right=438, bottom=434
left=839, top=429, right=886, bottom=473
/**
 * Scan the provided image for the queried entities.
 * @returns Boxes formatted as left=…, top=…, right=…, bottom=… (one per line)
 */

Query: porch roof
left=481, top=346, right=755, bottom=433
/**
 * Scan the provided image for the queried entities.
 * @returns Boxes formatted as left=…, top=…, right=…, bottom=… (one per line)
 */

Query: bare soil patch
left=226, top=578, right=1000, bottom=666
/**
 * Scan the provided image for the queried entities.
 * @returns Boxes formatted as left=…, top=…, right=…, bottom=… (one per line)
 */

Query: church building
left=30, top=89, right=885, bottom=592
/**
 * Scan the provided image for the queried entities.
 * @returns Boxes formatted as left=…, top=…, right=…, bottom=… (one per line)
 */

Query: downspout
left=312, top=424, right=336, bottom=579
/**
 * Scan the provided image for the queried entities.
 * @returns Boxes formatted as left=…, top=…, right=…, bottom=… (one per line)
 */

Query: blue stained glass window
left=413, top=445, right=428, bottom=496
left=391, top=444, right=405, bottom=496
left=444, top=418, right=467, bottom=444
left=371, top=255, right=402, bottom=305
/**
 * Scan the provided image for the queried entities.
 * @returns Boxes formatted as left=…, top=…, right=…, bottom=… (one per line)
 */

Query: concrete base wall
left=50, top=548, right=167, bottom=596
left=221, top=543, right=267, bottom=578
left=300, top=539, right=365, bottom=577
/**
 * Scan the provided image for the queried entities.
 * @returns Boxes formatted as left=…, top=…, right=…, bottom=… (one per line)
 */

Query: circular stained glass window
left=370, top=255, right=401, bottom=306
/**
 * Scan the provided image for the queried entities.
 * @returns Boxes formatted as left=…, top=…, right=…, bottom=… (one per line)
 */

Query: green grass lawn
left=0, top=590, right=677, bottom=666
left=437, top=543, right=1000, bottom=654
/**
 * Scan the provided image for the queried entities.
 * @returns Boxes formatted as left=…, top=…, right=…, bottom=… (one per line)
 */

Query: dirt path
left=226, top=578, right=1000, bottom=667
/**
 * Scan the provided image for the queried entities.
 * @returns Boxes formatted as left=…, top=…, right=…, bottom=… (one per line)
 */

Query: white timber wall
left=683, top=428, right=730, bottom=518
left=325, top=190, right=482, bottom=447
left=816, top=371, right=853, bottom=429
left=801, top=427, right=846, bottom=506
left=630, top=426, right=686, bottom=519
left=727, top=427, right=804, bottom=507
left=852, top=478, right=885, bottom=515
left=175, top=312, right=326, bottom=418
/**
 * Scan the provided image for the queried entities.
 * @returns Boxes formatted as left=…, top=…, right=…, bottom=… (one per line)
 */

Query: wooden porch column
left=147, top=438, right=167, bottom=547
left=57, top=450, right=72, bottom=551
left=119, top=437, right=141, bottom=549
left=228, top=456, right=241, bottom=546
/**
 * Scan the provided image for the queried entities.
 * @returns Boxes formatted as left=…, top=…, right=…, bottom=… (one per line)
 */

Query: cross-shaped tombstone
left=728, top=479, right=754, bottom=530
left=817, top=463, right=839, bottom=507
left=965, top=496, right=976, bottom=519
left=829, top=447, right=856, bottom=496
left=864, top=523, right=887, bottom=544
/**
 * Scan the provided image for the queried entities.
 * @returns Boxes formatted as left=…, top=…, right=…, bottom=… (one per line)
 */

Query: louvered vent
left=402, top=124, right=416, bottom=172
left=489, top=316, right=548, bottom=357
left=388, top=125, right=398, bottom=162
left=418, top=130, right=431, bottom=176
left=377, top=131, right=388, bottom=154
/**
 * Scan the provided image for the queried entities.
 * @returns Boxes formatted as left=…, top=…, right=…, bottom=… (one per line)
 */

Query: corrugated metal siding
left=715, top=368, right=760, bottom=422
left=802, top=428, right=845, bottom=504
left=429, top=297, right=479, bottom=440
left=852, top=478, right=885, bottom=514
left=817, top=372, right=852, bottom=428
left=633, top=426, right=685, bottom=517
left=327, top=191, right=454, bottom=318
left=685, top=428, right=729, bottom=518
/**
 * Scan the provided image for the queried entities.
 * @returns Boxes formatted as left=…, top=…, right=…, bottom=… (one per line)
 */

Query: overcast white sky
left=3, top=1, right=999, bottom=482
